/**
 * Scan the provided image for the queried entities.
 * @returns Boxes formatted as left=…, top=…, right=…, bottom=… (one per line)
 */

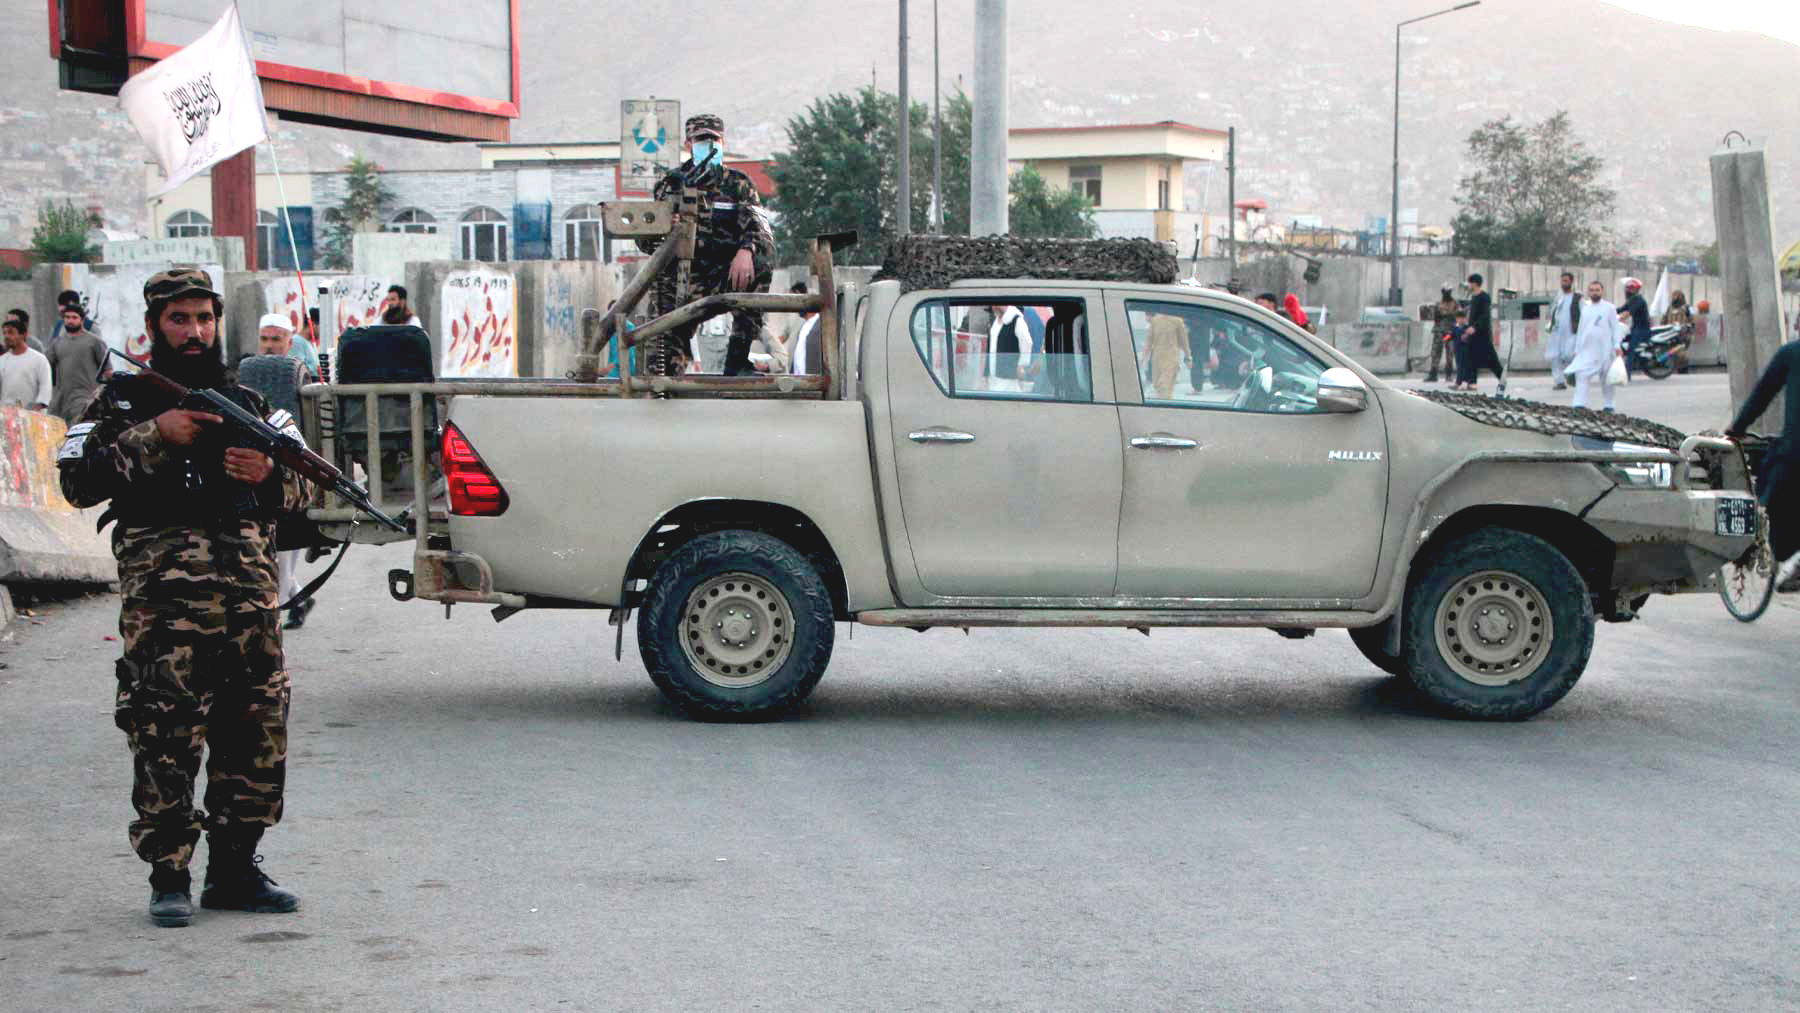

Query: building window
left=1157, top=178, right=1171, bottom=211
left=386, top=207, right=439, bottom=235
left=166, top=210, right=212, bottom=238
left=255, top=209, right=280, bottom=267
left=460, top=207, right=509, bottom=262
left=1068, top=164, right=1102, bottom=206
left=564, top=204, right=603, bottom=261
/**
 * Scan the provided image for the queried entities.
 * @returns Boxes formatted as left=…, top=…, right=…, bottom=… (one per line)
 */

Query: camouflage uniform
left=636, top=113, right=775, bottom=376
left=59, top=360, right=307, bottom=873
left=1427, top=297, right=1459, bottom=380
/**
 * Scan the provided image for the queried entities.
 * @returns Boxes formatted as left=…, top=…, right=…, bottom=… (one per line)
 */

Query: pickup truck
left=303, top=248, right=1761, bottom=723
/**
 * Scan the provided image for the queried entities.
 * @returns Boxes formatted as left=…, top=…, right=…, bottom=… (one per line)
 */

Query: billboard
left=50, top=0, right=520, bottom=141
left=619, top=99, right=681, bottom=197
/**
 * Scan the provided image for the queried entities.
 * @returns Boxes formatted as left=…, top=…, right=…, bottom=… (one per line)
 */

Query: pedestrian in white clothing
left=1566, top=280, right=1622, bottom=411
left=1545, top=271, right=1581, bottom=390
left=0, top=317, right=52, bottom=409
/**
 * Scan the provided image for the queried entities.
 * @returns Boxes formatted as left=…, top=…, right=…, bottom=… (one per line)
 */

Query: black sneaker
left=283, top=598, right=313, bottom=630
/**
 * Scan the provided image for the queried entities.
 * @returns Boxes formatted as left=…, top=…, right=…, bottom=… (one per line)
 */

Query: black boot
left=148, top=864, right=193, bottom=928
left=201, top=835, right=299, bottom=913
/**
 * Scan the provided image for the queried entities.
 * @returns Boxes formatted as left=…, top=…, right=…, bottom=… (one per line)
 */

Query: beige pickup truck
left=304, top=258, right=1760, bottom=722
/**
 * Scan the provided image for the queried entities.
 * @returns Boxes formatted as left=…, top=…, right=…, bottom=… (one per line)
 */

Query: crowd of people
left=1, top=291, right=112, bottom=423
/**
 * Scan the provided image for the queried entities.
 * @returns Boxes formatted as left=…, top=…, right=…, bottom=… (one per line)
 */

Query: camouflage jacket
left=636, top=162, right=774, bottom=260
left=58, top=374, right=310, bottom=607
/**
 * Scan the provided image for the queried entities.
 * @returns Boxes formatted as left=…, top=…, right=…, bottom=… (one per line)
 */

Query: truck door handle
left=909, top=428, right=976, bottom=444
left=1129, top=433, right=1198, bottom=450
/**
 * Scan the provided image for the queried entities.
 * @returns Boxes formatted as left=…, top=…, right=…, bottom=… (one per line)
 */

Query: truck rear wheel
left=638, top=530, right=835, bottom=721
left=1402, top=530, right=1594, bottom=720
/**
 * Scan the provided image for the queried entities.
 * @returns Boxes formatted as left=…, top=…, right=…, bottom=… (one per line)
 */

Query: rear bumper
left=1586, top=489, right=1759, bottom=595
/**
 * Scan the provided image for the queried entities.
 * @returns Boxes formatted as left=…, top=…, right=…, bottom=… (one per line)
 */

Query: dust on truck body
left=299, top=234, right=1763, bottom=722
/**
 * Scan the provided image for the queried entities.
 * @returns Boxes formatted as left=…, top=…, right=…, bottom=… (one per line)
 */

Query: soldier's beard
left=150, top=327, right=226, bottom=390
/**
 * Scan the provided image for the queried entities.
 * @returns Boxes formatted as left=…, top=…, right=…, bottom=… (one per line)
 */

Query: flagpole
left=232, top=2, right=316, bottom=368
left=265, top=138, right=314, bottom=347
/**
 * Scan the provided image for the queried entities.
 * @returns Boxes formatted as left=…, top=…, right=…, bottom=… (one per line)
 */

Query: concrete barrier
left=1321, top=322, right=1410, bottom=374
left=0, top=407, right=113, bottom=584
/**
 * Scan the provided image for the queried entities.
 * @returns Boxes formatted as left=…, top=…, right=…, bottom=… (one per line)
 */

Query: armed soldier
left=58, top=269, right=310, bottom=927
left=636, top=113, right=775, bottom=375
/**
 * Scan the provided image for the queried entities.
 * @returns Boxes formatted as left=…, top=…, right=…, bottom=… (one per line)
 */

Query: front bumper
left=1586, top=488, right=1760, bottom=595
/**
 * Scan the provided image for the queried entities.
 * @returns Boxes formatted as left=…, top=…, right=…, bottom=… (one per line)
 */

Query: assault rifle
left=106, top=348, right=406, bottom=533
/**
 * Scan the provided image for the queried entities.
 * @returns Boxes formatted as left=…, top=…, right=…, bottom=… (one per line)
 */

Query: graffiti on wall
left=327, top=275, right=389, bottom=355
left=440, top=269, right=517, bottom=378
left=262, top=275, right=307, bottom=335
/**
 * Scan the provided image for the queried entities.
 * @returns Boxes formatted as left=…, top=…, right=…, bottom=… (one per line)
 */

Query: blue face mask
left=690, top=139, right=722, bottom=167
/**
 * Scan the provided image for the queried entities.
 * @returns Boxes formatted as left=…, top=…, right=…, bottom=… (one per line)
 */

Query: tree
left=319, top=157, right=395, bottom=270
left=30, top=200, right=99, bottom=264
left=1008, top=166, right=1097, bottom=239
left=1450, top=112, right=1616, bottom=261
left=1670, top=239, right=1721, bottom=275
left=769, top=87, right=971, bottom=266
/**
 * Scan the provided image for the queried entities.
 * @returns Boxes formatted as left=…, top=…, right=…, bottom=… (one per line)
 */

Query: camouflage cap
left=685, top=113, right=724, bottom=139
left=143, top=267, right=219, bottom=305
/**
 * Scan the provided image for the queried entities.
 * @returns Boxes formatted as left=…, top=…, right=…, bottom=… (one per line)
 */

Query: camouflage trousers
left=651, top=253, right=772, bottom=376
left=115, top=595, right=289, bottom=870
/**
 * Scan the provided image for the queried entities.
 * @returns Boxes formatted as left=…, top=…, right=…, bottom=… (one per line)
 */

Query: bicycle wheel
left=1719, top=534, right=1775, bottom=623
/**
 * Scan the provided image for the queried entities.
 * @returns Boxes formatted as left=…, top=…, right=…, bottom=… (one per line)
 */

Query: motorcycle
left=1629, top=323, right=1690, bottom=380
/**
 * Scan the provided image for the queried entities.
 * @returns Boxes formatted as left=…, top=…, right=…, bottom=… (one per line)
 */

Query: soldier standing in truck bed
left=636, top=113, right=775, bottom=376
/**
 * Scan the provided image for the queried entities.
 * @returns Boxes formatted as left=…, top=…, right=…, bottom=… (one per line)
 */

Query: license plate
left=1716, top=498, right=1757, bottom=537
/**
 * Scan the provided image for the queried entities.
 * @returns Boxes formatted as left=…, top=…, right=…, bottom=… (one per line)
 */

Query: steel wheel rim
left=679, top=573, right=794, bottom=689
left=1434, top=570, right=1553, bottom=687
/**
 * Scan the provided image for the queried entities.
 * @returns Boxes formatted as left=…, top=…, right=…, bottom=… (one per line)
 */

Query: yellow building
left=1008, top=121, right=1228, bottom=243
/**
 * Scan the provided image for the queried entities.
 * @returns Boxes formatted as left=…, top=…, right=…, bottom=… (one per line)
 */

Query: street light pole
left=932, top=0, right=942, bottom=232
left=898, top=0, right=911, bottom=237
left=1389, top=0, right=1480, bottom=306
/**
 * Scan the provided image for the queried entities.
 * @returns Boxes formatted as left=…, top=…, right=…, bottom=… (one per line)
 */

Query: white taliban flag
left=1648, top=266, right=1671, bottom=320
left=119, top=5, right=268, bottom=196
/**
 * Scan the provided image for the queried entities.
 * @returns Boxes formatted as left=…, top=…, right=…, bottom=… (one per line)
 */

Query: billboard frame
left=48, top=0, right=520, bottom=140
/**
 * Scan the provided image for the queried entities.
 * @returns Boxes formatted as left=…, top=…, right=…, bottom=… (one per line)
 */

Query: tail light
left=442, top=421, right=509, bottom=517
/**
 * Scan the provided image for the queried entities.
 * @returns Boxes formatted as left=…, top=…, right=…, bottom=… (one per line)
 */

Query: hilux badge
left=1328, top=450, right=1384, bottom=462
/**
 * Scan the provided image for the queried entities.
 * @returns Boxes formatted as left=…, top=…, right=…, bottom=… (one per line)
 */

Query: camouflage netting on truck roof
left=875, top=235, right=1180, bottom=291
left=1410, top=390, right=1688, bottom=449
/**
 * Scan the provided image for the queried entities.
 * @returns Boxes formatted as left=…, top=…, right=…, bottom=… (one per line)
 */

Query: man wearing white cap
left=258, top=313, right=319, bottom=380
left=254, top=313, right=318, bottom=627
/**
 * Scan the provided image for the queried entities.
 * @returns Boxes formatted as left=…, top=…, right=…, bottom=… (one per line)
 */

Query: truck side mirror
left=1316, top=367, right=1368, bottom=413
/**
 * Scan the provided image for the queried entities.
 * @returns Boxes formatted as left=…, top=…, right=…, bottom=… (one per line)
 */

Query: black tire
left=236, top=354, right=307, bottom=418
left=1402, top=530, right=1594, bottom=720
left=1347, top=622, right=1407, bottom=676
left=637, top=530, right=835, bottom=721
left=1641, top=359, right=1676, bottom=381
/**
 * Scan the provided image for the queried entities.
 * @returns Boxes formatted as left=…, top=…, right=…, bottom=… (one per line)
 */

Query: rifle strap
left=279, top=536, right=353, bottom=611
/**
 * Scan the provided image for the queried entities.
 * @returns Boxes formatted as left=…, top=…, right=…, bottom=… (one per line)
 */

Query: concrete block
left=102, top=236, right=246, bottom=273
left=0, top=408, right=113, bottom=585
left=353, top=232, right=452, bottom=281
left=1711, top=144, right=1789, bottom=435
left=1323, top=322, right=1409, bottom=375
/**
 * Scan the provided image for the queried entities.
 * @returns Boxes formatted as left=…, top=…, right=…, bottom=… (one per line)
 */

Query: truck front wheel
left=1402, top=530, right=1594, bottom=720
left=638, top=530, right=835, bottom=721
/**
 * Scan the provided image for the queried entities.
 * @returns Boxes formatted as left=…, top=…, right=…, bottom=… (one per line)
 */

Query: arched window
left=255, top=209, right=280, bottom=268
left=386, top=207, right=439, bottom=235
left=166, top=210, right=212, bottom=238
left=459, top=206, right=508, bottom=262
left=564, top=203, right=603, bottom=262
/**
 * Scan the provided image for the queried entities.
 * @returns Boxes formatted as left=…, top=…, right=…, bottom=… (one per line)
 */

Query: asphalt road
left=2, top=371, right=1795, bottom=1011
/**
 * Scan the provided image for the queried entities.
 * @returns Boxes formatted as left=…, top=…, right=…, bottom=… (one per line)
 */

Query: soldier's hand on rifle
left=154, top=408, right=222, bottom=446
left=728, top=249, right=755, bottom=291
left=223, top=447, right=274, bottom=485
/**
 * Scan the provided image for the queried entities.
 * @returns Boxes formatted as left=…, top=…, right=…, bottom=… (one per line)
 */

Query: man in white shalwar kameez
left=1545, top=272, right=1581, bottom=390
left=1566, top=280, right=1623, bottom=411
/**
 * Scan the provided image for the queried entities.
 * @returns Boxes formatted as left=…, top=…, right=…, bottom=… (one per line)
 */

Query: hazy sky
left=1605, top=0, right=1800, bottom=45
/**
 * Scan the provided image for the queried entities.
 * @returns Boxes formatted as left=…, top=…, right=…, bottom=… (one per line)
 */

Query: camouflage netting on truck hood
left=875, top=236, right=1180, bottom=291
left=1409, top=390, right=1688, bottom=449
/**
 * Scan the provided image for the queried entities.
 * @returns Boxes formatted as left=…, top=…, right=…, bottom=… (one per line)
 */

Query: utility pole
left=970, top=0, right=1007, bottom=236
left=898, top=0, right=911, bottom=237
left=1390, top=1, right=1481, bottom=306
left=1225, top=126, right=1236, bottom=270
left=932, top=0, right=943, bottom=232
